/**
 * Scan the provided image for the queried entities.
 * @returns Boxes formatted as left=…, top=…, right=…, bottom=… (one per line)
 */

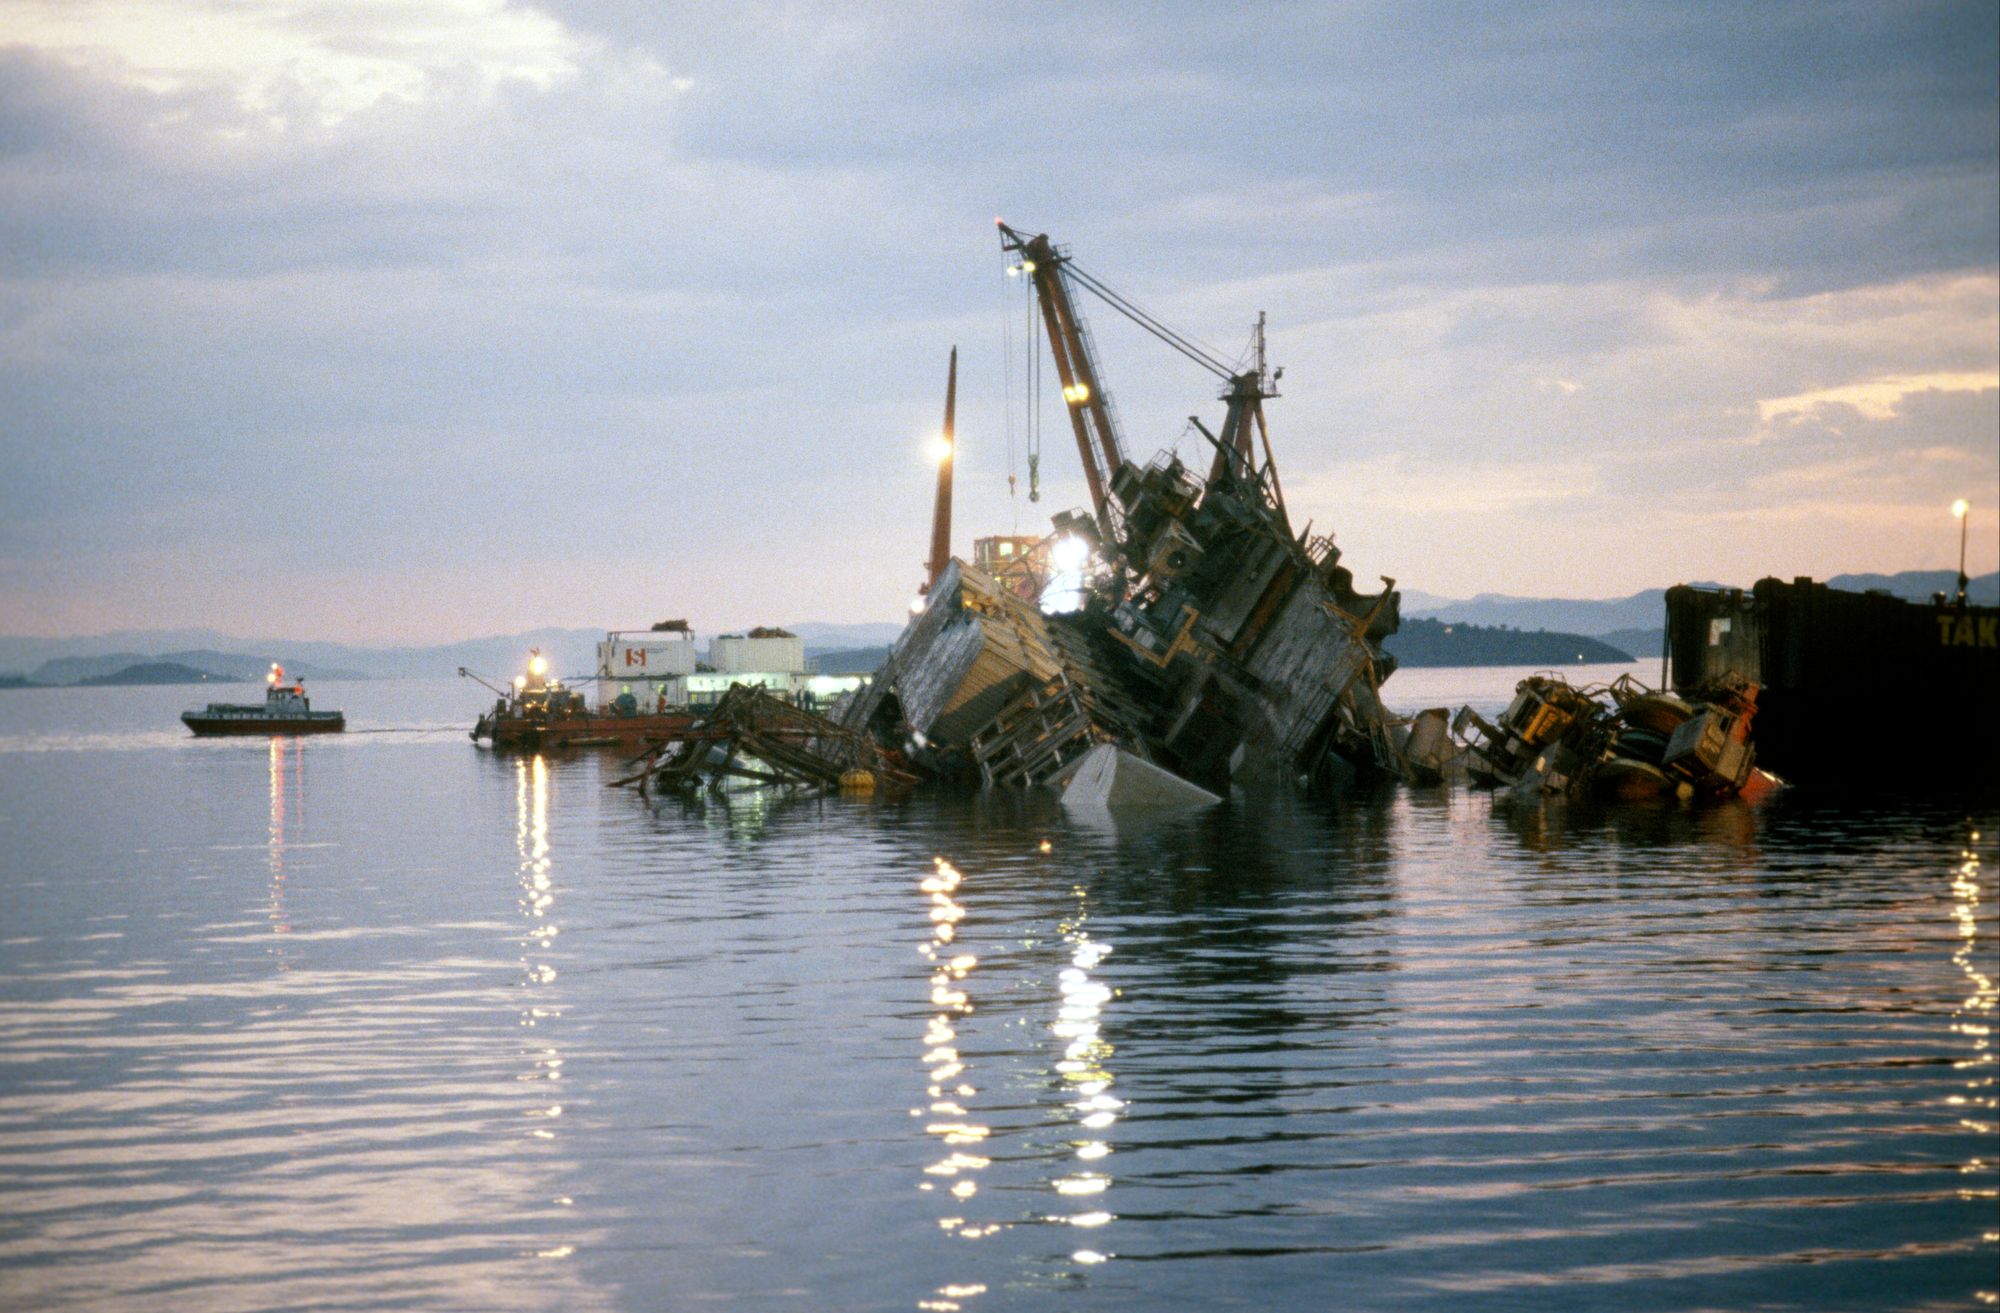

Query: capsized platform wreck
left=843, top=224, right=1409, bottom=797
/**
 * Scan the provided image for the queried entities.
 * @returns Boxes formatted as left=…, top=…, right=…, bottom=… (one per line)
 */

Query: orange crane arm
left=925, top=347, right=957, bottom=591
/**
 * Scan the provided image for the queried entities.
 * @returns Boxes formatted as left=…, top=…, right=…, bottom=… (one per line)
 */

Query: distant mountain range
left=1404, top=570, right=1998, bottom=641
left=30, top=650, right=374, bottom=685
left=811, top=646, right=895, bottom=675
left=0, top=621, right=912, bottom=685
left=2, top=573, right=1988, bottom=684
left=1406, top=588, right=1692, bottom=636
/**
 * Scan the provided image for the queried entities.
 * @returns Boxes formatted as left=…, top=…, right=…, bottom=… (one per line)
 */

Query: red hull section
left=477, top=712, right=698, bottom=751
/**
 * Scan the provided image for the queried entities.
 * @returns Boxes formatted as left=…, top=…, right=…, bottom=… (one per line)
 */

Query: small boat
left=182, top=664, right=345, bottom=736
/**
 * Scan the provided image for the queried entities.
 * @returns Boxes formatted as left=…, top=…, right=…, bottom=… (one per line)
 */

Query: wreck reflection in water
left=881, top=788, right=1997, bottom=1309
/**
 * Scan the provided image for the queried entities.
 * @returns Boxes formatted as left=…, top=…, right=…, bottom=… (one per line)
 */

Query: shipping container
left=709, top=632, right=806, bottom=675
left=596, top=629, right=698, bottom=681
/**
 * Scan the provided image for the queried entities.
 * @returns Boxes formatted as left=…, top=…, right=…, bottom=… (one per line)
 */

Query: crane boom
left=997, top=222, right=1125, bottom=540
left=999, top=222, right=1292, bottom=544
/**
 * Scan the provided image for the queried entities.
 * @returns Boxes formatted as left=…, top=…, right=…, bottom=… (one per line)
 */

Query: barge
left=469, top=648, right=697, bottom=751
left=468, top=626, right=868, bottom=751
left=1665, top=576, right=1998, bottom=788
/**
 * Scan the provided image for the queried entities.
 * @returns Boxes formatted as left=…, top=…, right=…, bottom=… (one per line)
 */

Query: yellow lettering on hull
left=1938, top=614, right=1997, bottom=647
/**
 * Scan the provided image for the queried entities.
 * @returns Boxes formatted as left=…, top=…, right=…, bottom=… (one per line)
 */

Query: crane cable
left=1001, top=248, right=1017, bottom=528
left=1027, top=270, right=1041, bottom=502
left=1060, top=261, right=1239, bottom=382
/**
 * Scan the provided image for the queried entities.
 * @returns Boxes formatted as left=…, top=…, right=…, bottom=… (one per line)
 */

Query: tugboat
left=182, top=664, right=345, bottom=736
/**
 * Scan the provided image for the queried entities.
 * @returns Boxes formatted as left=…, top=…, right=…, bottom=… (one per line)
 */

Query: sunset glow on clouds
left=1758, top=371, right=1999, bottom=426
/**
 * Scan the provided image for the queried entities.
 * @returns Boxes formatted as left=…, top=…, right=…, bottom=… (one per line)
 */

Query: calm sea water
left=0, top=667, right=1993, bottom=1312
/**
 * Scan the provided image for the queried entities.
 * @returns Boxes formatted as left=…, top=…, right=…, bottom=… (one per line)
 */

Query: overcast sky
left=2, top=0, right=1995, bottom=642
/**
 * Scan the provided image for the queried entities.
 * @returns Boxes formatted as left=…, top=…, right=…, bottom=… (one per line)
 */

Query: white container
left=598, top=630, right=698, bottom=681
left=709, top=633, right=806, bottom=675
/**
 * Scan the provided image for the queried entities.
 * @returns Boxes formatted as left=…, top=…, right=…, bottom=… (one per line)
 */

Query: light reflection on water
left=1948, top=828, right=1999, bottom=1308
left=0, top=677, right=1993, bottom=1311
left=911, top=841, right=1133, bottom=1312
left=1049, top=879, right=1118, bottom=1268
left=916, top=857, right=993, bottom=1311
left=268, top=737, right=295, bottom=949
left=0, top=696, right=606, bottom=1312
left=517, top=757, right=566, bottom=1149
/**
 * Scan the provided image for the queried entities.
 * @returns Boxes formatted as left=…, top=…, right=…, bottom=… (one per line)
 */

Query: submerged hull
left=183, top=712, right=345, bottom=736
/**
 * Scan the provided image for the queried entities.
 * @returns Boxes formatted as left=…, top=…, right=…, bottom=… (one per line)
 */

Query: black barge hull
left=1666, top=576, right=1997, bottom=788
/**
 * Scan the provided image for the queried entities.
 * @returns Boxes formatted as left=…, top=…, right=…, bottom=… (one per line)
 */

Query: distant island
left=0, top=661, right=233, bottom=688
left=1383, top=618, right=1632, bottom=667
left=25, top=650, right=368, bottom=686
left=77, top=662, right=228, bottom=686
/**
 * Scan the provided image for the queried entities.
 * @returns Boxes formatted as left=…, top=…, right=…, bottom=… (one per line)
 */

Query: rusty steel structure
left=613, top=684, right=916, bottom=797
left=1453, top=671, right=1778, bottom=803
left=972, top=535, right=1050, bottom=601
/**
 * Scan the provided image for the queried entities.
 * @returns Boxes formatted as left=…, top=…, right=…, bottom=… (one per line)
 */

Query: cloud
left=0, top=1, right=1994, bottom=637
left=1288, top=452, right=1601, bottom=521
left=1756, top=370, right=1999, bottom=424
left=2, top=0, right=586, bottom=129
left=1208, top=266, right=1998, bottom=596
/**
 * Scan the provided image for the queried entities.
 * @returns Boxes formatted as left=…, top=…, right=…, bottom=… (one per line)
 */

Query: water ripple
left=0, top=711, right=1992, bottom=1310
